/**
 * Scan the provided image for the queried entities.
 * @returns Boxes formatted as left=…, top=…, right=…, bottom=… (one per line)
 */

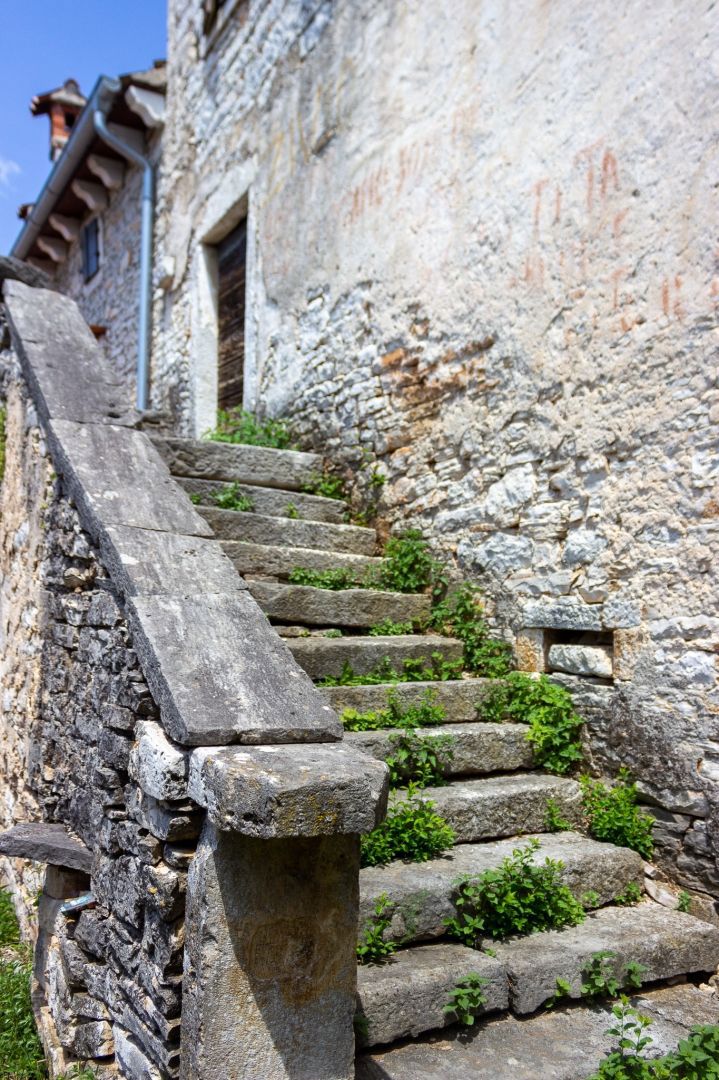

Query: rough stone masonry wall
left=155, top=0, right=719, bottom=899
left=0, top=347, right=192, bottom=1078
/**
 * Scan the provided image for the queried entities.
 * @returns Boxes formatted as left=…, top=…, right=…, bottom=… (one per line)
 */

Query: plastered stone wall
left=155, top=0, right=719, bottom=896
left=0, top=352, right=194, bottom=1078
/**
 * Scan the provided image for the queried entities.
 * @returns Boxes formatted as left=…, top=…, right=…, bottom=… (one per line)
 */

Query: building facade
left=10, top=0, right=719, bottom=895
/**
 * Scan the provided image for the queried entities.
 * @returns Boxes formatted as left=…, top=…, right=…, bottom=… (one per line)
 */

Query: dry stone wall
left=155, top=0, right=719, bottom=899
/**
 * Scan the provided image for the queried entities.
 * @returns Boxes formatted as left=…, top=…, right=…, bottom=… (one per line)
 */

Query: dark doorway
left=217, top=219, right=247, bottom=410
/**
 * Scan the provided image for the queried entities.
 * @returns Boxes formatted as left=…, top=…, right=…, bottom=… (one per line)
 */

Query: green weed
left=614, top=882, right=643, bottom=907
left=205, top=482, right=254, bottom=512
left=368, top=619, right=415, bottom=636
left=581, top=770, right=654, bottom=860
left=386, top=728, right=456, bottom=789
left=431, top=585, right=512, bottom=677
left=302, top=471, right=347, bottom=500
left=544, top=798, right=574, bottom=832
left=205, top=407, right=295, bottom=448
left=445, top=838, right=585, bottom=947
left=442, top=974, right=489, bottom=1027
left=356, top=894, right=398, bottom=965
left=340, top=688, right=446, bottom=732
left=480, top=673, right=583, bottom=774
left=318, top=653, right=463, bottom=687
left=360, top=785, right=456, bottom=867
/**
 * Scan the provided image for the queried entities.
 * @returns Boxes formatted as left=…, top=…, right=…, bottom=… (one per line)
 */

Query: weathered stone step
left=153, top=436, right=323, bottom=491
left=177, top=477, right=346, bottom=523
left=200, top=506, right=377, bottom=555
left=492, top=903, right=719, bottom=1014
left=356, top=943, right=506, bottom=1049
left=248, top=580, right=430, bottom=628
left=356, top=983, right=719, bottom=1079
left=287, top=634, right=464, bottom=681
left=348, top=721, right=533, bottom=777
left=358, top=832, right=644, bottom=945
left=324, top=678, right=493, bottom=721
left=417, top=773, right=583, bottom=843
left=356, top=905, right=719, bottom=1048
left=221, top=539, right=384, bottom=579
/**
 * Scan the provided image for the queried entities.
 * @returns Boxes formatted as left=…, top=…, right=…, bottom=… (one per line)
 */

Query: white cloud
left=0, top=156, right=21, bottom=196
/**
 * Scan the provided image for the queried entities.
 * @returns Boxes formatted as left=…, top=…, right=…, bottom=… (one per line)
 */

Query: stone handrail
left=3, top=278, right=388, bottom=1080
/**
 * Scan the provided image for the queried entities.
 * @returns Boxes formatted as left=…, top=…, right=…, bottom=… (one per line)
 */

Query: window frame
left=81, top=217, right=101, bottom=283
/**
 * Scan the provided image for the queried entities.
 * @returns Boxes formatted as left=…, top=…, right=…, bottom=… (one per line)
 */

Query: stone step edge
left=357, top=831, right=645, bottom=947
left=356, top=904, right=719, bottom=1046
left=176, top=476, right=348, bottom=519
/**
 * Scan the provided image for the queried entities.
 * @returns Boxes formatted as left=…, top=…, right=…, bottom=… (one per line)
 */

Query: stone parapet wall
left=0, top=281, right=386, bottom=1078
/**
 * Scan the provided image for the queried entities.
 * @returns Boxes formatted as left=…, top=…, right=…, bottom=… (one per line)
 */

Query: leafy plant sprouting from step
left=580, top=951, right=645, bottom=1000
left=386, top=727, right=456, bottom=789
left=479, top=672, right=584, bottom=775
left=317, top=652, right=463, bottom=688
left=445, top=839, right=585, bottom=948
left=544, top=798, right=574, bottom=832
left=288, top=567, right=360, bottom=590
left=205, top=406, right=296, bottom=449
left=341, top=688, right=446, bottom=732
left=582, top=890, right=601, bottom=910
left=360, top=784, right=456, bottom=867
left=201, top=482, right=255, bottom=512
left=285, top=502, right=300, bottom=519
left=430, top=583, right=513, bottom=677
left=374, top=529, right=446, bottom=595
left=443, top=974, right=489, bottom=1027
left=581, top=769, right=654, bottom=860
left=302, top=469, right=348, bottom=501
left=614, top=882, right=643, bottom=907
left=356, top=893, right=398, bottom=965
left=587, top=1011, right=719, bottom=1080
left=677, top=890, right=692, bottom=914
left=368, top=619, right=415, bottom=636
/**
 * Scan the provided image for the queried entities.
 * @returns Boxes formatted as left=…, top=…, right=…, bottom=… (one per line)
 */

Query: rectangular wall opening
left=216, top=217, right=247, bottom=411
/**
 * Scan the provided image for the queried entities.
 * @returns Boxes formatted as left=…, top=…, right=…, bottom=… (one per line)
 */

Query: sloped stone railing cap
left=2, top=281, right=343, bottom=748
left=0, top=823, right=92, bottom=873
left=189, top=744, right=390, bottom=837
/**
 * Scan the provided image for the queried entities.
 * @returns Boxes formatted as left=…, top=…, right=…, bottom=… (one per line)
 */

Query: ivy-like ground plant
left=431, top=584, right=512, bottom=677
left=479, top=672, right=584, bottom=774
left=386, top=728, right=456, bottom=789
left=360, top=784, right=456, bottom=867
left=445, top=838, right=585, bottom=947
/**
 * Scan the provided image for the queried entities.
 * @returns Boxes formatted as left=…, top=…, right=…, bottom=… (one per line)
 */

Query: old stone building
left=2, top=1, right=718, bottom=1077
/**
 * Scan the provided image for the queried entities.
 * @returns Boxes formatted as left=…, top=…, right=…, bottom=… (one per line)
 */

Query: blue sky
left=0, top=1, right=167, bottom=254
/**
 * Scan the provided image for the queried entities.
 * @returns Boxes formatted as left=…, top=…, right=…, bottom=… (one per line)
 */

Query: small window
left=202, top=0, right=227, bottom=34
left=81, top=219, right=100, bottom=282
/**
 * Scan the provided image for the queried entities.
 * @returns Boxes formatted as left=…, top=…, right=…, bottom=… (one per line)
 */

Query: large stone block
left=0, top=823, right=92, bottom=873
left=128, top=720, right=189, bottom=802
left=4, top=280, right=136, bottom=426
left=181, top=824, right=360, bottom=1079
left=188, top=742, right=388, bottom=836
left=45, top=418, right=213, bottom=542
left=127, top=592, right=343, bottom=746
left=153, top=436, right=323, bottom=491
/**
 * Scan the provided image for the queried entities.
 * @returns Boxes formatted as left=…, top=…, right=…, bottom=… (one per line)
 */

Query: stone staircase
left=155, top=434, right=719, bottom=1079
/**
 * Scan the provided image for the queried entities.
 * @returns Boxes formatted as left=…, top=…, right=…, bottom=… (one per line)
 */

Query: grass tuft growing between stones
left=204, top=407, right=295, bottom=449
left=0, top=889, right=46, bottom=1080
left=318, top=653, right=463, bottom=687
left=340, top=688, right=446, bottom=731
left=191, top=482, right=254, bottom=512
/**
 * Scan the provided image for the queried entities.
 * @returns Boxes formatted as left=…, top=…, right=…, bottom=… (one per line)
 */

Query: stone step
left=348, top=721, right=533, bottom=777
left=356, top=943, right=506, bottom=1049
left=200, top=506, right=377, bottom=555
left=248, top=580, right=430, bottom=628
left=356, top=983, right=719, bottom=1078
left=287, top=634, right=464, bottom=681
left=416, top=773, right=583, bottom=843
left=221, top=540, right=384, bottom=579
left=152, top=435, right=323, bottom=491
left=323, top=678, right=493, bottom=722
left=492, top=903, right=719, bottom=1014
left=356, top=905, right=719, bottom=1048
left=177, top=477, right=346, bottom=523
left=358, top=832, right=644, bottom=945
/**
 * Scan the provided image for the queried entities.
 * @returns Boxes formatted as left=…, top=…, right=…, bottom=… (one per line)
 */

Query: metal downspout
left=93, top=108, right=155, bottom=412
